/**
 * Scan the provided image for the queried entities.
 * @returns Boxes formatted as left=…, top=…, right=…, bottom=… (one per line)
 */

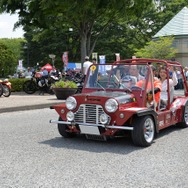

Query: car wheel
left=132, top=116, right=155, bottom=147
left=58, top=117, right=76, bottom=138
left=177, top=102, right=188, bottom=128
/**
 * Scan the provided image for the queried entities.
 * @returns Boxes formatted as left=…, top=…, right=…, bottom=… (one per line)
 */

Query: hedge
left=9, top=78, right=30, bottom=92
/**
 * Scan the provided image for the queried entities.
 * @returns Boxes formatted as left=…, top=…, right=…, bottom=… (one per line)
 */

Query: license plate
left=79, top=125, right=100, bottom=135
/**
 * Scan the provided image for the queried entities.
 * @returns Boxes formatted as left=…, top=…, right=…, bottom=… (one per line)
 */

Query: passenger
left=136, top=65, right=162, bottom=108
left=159, top=67, right=178, bottom=105
left=129, top=65, right=145, bottom=81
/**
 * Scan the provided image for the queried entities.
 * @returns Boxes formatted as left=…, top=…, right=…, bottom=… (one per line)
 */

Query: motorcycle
left=23, top=71, right=60, bottom=94
left=0, top=79, right=11, bottom=97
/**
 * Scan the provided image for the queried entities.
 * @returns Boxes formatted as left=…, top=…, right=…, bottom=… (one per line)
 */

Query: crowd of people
left=12, top=66, right=61, bottom=79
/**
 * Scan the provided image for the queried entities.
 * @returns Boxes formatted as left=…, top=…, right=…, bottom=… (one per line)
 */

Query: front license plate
left=79, top=125, right=100, bottom=135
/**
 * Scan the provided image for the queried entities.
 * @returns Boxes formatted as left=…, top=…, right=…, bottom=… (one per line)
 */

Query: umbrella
left=41, top=63, right=53, bottom=72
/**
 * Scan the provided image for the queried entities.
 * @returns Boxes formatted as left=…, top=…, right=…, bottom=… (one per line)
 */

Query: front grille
left=74, top=104, right=110, bottom=124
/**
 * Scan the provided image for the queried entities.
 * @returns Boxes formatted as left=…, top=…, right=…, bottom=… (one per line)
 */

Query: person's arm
left=172, top=72, right=178, bottom=86
left=148, top=80, right=161, bottom=94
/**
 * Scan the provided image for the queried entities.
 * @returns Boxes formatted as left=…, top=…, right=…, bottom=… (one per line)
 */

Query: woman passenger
left=159, top=67, right=178, bottom=105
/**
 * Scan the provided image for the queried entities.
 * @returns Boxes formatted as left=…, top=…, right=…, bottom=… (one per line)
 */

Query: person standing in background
left=83, top=56, right=92, bottom=79
left=175, top=67, right=183, bottom=90
left=24, top=67, right=33, bottom=78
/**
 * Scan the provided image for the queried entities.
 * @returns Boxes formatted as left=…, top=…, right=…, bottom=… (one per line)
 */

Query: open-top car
left=50, top=58, right=188, bottom=147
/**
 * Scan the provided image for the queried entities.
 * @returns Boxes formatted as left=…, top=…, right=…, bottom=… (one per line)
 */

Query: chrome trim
left=74, top=104, right=111, bottom=125
left=49, top=120, right=133, bottom=130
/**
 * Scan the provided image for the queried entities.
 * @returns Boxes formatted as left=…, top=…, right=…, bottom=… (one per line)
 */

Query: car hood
left=75, top=91, right=135, bottom=104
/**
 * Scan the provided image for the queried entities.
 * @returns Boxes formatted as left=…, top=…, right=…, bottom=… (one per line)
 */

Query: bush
left=9, top=78, right=29, bottom=92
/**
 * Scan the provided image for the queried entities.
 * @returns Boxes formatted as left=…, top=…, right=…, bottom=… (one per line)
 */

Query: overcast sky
left=0, top=13, right=24, bottom=38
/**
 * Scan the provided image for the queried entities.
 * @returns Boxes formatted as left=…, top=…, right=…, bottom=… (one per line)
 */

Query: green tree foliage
left=0, top=38, right=25, bottom=61
left=1, top=0, right=188, bottom=67
left=135, top=36, right=177, bottom=60
left=0, top=0, right=153, bottom=64
left=0, top=42, right=17, bottom=76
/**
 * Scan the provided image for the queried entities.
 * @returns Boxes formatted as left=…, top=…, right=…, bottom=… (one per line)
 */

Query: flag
left=62, top=52, right=68, bottom=70
left=99, top=55, right=106, bottom=74
left=92, top=52, right=98, bottom=62
left=115, top=53, right=120, bottom=61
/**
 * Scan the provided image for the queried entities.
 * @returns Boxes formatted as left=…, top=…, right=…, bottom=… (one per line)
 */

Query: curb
left=0, top=102, right=60, bottom=114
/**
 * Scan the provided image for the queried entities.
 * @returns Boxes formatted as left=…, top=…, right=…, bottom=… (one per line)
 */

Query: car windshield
left=85, top=63, right=148, bottom=91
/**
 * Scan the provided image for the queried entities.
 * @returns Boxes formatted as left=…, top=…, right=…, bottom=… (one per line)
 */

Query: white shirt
left=160, top=72, right=178, bottom=103
left=24, top=71, right=32, bottom=78
left=83, top=61, right=92, bottom=75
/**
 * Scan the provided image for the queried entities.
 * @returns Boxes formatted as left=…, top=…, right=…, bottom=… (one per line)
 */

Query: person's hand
left=147, top=92, right=153, bottom=102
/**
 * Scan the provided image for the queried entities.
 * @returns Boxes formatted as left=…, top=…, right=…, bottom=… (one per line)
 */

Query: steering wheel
left=120, top=83, right=132, bottom=92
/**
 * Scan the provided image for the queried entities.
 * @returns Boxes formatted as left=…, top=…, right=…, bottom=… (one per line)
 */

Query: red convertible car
left=50, top=58, right=188, bottom=147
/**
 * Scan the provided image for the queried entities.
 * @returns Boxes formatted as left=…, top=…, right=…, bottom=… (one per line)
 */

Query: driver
left=120, top=75, right=136, bottom=89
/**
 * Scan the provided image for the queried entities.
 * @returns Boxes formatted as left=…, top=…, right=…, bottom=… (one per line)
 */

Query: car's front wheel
left=58, top=117, right=76, bottom=138
left=132, top=116, right=155, bottom=147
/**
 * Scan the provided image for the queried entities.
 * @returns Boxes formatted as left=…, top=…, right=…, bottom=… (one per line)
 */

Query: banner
left=99, top=55, right=106, bottom=74
left=115, top=53, right=120, bottom=61
left=18, top=60, right=23, bottom=69
left=92, top=52, right=98, bottom=62
left=62, top=52, right=68, bottom=70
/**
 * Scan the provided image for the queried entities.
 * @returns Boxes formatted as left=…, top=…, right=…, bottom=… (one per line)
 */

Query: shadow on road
left=39, top=124, right=185, bottom=154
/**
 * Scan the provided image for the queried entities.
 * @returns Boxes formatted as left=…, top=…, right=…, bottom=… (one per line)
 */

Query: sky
left=0, top=13, right=24, bottom=38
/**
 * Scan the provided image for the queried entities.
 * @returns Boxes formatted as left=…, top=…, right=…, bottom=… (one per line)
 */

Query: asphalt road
left=0, top=108, right=188, bottom=188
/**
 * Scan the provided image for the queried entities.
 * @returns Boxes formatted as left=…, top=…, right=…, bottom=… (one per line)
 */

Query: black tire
left=58, top=117, right=76, bottom=138
left=0, top=84, right=3, bottom=96
left=132, top=115, right=155, bottom=147
left=23, top=80, right=37, bottom=94
left=47, top=86, right=54, bottom=95
left=2, top=85, right=11, bottom=97
left=177, top=101, right=188, bottom=128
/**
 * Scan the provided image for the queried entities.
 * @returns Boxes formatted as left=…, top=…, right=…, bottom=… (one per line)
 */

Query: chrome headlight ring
left=100, top=113, right=109, bottom=124
left=66, top=96, right=77, bottom=110
left=105, top=99, right=118, bottom=113
left=66, top=111, right=74, bottom=121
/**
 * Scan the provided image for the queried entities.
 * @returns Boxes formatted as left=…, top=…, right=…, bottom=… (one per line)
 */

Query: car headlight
left=66, top=97, right=77, bottom=110
left=66, top=111, right=74, bottom=121
left=105, top=99, right=118, bottom=113
left=100, top=114, right=109, bottom=124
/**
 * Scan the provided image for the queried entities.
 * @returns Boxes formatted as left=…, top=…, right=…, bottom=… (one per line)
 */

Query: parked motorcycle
left=0, top=79, right=11, bottom=97
left=23, top=71, right=60, bottom=94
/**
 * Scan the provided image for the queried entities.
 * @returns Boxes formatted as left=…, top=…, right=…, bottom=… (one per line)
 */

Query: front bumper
left=49, top=119, right=133, bottom=131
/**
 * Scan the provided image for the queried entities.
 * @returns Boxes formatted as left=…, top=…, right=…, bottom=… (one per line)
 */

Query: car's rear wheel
left=132, top=115, right=155, bottom=147
left=58, top=117, right=76, bottom=138
left=177, top=101, right=188, bottom=128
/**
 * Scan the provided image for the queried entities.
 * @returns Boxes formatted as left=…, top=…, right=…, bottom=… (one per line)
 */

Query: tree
left=0, top=38, right=25, bottom=62
left=0, top=0, right=153, bottom=65
left=0, top=42, right=17, bottom=77
left=134, top=36, right=177, bottom=60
